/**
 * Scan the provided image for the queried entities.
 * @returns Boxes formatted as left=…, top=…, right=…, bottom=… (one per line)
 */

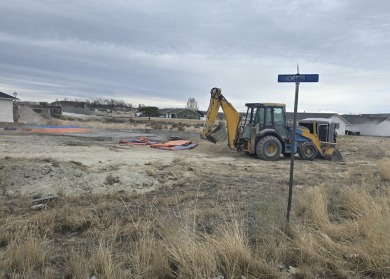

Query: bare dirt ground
left=1, top=131, right=389, bottom=199
left=0, top=131, right=236, bottom=197
left=1, top=129, right=390, bottom=278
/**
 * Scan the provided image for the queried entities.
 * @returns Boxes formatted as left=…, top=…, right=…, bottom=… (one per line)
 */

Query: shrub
left=151, top=122, right=163, bottom=130
left=379, top=160, right=390, bottom=181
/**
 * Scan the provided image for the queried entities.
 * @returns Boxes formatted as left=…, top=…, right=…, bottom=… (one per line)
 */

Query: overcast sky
left=0, top=0, right=389, bottom=113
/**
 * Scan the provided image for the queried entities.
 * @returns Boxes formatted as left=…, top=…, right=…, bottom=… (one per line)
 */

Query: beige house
left=0, top=92, right=17, bottom=122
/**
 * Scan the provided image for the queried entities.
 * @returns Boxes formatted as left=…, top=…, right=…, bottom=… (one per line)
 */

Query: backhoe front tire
left=256, top=136, right=282, bottom=161
left=298, top=142, right=318, bottom=161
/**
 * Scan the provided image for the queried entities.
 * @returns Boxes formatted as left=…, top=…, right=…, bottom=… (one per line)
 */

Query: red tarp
left=119, top=136, right=157, bottom=145
left=119, top=137, right=197, bottom=150
left=150, top=140, right=198, bottom=151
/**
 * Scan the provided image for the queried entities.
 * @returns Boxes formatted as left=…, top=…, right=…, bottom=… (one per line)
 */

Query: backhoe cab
left=201, top=87, right=342, bottom=161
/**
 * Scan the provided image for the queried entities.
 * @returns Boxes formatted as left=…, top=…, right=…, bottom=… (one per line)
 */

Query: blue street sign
left=278, top=74, right=319, bottom=83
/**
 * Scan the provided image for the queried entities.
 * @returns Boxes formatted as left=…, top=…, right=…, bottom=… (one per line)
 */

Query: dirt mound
left=340, top=136, right=389, bottom=160
left=0, top=158, right=151, bottom=197
left=0, top=156, right=197, bottom=197
left=0, top=132, right=203, bottom=197
left=17, top=105, right=51, bottom=124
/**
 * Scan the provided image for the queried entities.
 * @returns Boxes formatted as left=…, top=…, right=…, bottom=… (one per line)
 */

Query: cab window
left=273, top=107, right=284, bottom=124
left=254, top=107, right=264, bottom=126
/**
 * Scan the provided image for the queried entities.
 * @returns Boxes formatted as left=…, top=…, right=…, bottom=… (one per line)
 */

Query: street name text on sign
left=278, top=74, right=319, bottom=83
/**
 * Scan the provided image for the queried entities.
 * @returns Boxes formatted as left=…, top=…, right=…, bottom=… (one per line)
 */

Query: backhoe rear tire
left=256, top=135, right=282, bottom=161
left=298, top=142, right=318, bottom=161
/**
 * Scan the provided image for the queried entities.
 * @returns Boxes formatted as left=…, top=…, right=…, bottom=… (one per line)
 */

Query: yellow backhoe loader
left=200, top=87, right=342, bottom=161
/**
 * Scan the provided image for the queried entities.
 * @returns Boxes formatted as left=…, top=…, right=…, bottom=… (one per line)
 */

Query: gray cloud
left=0, top=0, right=389, bottom=113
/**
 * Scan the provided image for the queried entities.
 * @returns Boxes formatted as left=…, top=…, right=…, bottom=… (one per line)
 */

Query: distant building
left=0, top=92, right=18, bottom=122
left=57, top=101, right=96, bottom=115
left=16, top=101, right=62, bottom=115
left=342, top=114, right=390, bottom=137
left=159, top=108, right=201, bottom=120
left=56, top=101, right=133, bottom=116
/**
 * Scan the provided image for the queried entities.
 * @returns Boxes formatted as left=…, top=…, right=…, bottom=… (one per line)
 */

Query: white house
left=343, top=114, right=390, bottom=137
left=0, top=92, right=17, bottom=122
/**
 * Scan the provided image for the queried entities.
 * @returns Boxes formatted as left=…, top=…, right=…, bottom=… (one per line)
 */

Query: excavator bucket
left=204, top=121, right=227, bottom=143
left=323, top=144, right=343, bottom=161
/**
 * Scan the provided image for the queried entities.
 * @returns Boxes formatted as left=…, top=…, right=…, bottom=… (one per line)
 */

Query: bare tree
left=186, top=97, right=199, bottom=111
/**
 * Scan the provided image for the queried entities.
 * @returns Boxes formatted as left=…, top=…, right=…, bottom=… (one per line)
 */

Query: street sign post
left=278, top=69, right=319, bottom=225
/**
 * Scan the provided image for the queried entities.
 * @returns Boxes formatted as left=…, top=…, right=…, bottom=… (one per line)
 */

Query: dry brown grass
left=292, top=181, right=390, bottom=278
left=379, top=160, right=390, bottom=181
left=0, top=235, right=55, bottom=278
left=162, top=222, right=218, bottom=278
left=2, top=135, right=390, bottom=278
left=2, top=180, right=390, bottom=278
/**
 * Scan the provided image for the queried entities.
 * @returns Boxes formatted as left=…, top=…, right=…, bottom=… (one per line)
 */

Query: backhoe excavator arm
left=200, top=88, right=241, bottom=150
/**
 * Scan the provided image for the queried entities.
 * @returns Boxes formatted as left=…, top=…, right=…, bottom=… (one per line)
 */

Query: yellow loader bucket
left=323, top=144, right=343, bottom=161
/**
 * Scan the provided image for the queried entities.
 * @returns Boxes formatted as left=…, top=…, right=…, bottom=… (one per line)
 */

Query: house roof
left=0, top=92, right=17, bottom=100
left=342, top=114, right=388, bottom=125
left=159, top=108, right=201, bottom=116
left=286, top=112, right=337, bottom=120
left=362, top=113, right=390, bottom=118
left=159, top=108, right=175, bottom=114
left=286, top=112, right=338, bottom=121
left=286, top=112, right=351, bottom=125
left=299, top=118, right=334, bottom=124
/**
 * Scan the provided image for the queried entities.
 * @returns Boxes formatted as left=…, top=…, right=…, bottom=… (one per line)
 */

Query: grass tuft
left=0, top=235, right=53, bottom=278
left=379, top=160, right=390, bottom=181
